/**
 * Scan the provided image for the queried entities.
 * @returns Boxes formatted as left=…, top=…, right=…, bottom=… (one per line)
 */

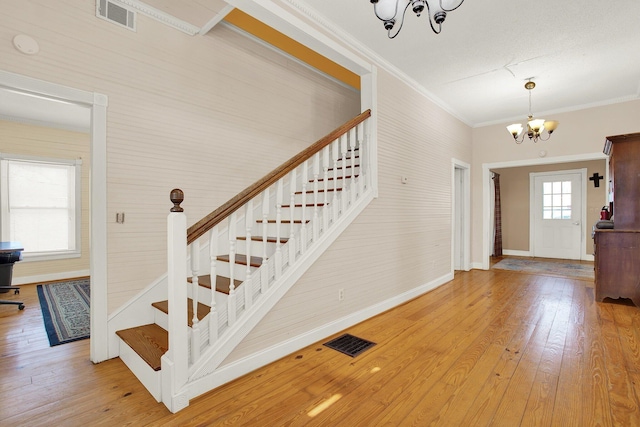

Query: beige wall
left=0, top=0, right=360, bottom=312
left=0, top=120, right=91, bottom=279
left=2, top=0, right=473, bottom=368
left=493, top=160, right=606, bottom=255
left=225, top=67, right=472, bottom=364
left=472, top=99, right=640, bottom=266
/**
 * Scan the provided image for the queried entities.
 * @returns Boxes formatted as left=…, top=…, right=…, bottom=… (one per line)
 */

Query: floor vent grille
left=323, top=334, right=376, bottom=357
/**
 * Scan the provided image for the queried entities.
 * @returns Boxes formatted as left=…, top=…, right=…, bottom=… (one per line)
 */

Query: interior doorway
left=452, top=159, right=470, bottom=271
left=0, top=70, right=109, bottom=362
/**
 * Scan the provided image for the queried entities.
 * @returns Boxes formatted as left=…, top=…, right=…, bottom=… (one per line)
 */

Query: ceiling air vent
left=96, top=0, right=136, bottom=31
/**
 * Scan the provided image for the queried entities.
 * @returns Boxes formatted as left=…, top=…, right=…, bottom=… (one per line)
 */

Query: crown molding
left=114, top=0, right=201, bottom=35
left=280, top=0, right=471, bottom=126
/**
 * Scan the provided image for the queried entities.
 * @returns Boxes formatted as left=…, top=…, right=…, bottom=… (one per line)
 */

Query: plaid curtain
left=493, top=172, right=503, bottom=257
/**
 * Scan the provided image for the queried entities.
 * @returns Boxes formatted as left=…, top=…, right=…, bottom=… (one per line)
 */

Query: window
left=542, top=180, right=571, bottom=220
left=0, top=154, right=82, bottom=260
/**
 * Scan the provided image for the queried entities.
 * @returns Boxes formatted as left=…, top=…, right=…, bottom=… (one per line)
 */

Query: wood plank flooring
left=1, top=267, right=639, bottom=426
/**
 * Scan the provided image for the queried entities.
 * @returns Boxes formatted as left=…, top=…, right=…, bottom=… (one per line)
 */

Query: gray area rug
left=37, top=278, right=90, bottom=346
left=492, top=258, right=594, bottom=280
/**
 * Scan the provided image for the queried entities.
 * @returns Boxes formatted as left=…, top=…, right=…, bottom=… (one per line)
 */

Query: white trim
left=482, top=152, right=607, bottom=270
left=199, top=4, right=235, bottom=35
left=452, top=158, right=471, bottom=271
left=11, top=269, right=90, bottom=286
left=186, top=270, right=453, bottom=402
left=0, top=70, right=110, bottom=363
left=502, top=249, right=531, bottom=257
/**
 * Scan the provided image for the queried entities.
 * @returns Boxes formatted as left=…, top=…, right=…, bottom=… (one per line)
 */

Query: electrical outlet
left=338, top=288, right=344, bottom=301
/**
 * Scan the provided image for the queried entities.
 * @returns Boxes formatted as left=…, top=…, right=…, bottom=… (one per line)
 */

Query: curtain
left=493, top=172, right=503, bottom=257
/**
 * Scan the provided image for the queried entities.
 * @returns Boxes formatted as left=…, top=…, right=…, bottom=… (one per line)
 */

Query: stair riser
left=280, top=205, right=331, bottom=221
left=235, top=239, right=279, bottom=256
left=118, top=339, right=162, bottom=402
left=211, top=259, right=259, bottom=281
left=255, top=222, right=305, bottom=237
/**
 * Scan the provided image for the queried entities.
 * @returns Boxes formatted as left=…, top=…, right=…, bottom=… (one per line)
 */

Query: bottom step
left=116, top=323, right=168, bottom=371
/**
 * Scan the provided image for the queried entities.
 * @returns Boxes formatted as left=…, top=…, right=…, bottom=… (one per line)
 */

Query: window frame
left=0, top=153, right=82, bottom=262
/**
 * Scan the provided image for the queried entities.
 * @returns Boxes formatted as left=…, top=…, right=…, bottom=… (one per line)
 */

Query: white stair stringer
left=180, top=188, right=374, bottom=403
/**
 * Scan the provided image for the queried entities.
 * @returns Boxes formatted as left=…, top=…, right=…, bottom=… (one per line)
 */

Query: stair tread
left=281, top=204, right=326, bottom=208
left=255, top=219, right=310, bottom=224
left=312, top=175, right=359, bottom=182
left=295, top=188, right=342, bottom=194
left=190, top=274, right=242, bottom=294
left=217, top=254, right=263, bottom=267
left=151, top=299, right=210, bottom=326
left=116, top=324, right=167, bottom=371
left=236, top=236, right=289, bottom=243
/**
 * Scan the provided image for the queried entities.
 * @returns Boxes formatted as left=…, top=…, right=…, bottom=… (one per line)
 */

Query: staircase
left=114, top=110, right=373, bottom=412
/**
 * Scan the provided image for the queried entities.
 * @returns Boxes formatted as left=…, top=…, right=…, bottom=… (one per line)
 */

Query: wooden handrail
left=185, top=109, right=371, bottom=244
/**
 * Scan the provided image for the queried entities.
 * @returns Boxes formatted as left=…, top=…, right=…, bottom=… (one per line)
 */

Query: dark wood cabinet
left=594, top=132, right=640, bottom=306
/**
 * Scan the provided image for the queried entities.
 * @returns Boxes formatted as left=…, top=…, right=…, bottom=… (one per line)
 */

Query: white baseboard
left=12, top=269, right=90, bottom=285
left=186, top=271, right=454, bottom=401
left=502, top=249, right=531, bottom=257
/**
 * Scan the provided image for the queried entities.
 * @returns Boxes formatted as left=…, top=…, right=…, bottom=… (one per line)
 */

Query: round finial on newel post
left=170, top=188, right=184, bottom=212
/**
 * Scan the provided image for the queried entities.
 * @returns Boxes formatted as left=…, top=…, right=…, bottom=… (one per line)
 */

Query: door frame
left=481, top=153, right=608, bottom=270
left=452, top=158, right=471, bottom=271
left=529, top=168, right=587, bottom=260
left=0, top=70, right=109, bottom=362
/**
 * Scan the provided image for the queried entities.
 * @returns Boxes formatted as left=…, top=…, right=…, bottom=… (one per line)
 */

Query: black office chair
left=0, top=285, right=24, bottom=310
left=0, top=245, right=24, bottom=310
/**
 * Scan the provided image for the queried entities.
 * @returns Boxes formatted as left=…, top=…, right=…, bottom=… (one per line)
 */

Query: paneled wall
left=0, top=120, right=90, bottom=279
left=224, top=68, right=472, bottom=364
left=0, top=0, right=360, bottom=312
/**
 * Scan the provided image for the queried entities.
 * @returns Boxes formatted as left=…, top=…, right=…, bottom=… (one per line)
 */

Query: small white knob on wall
left=401, top=176, right=408, bottom=184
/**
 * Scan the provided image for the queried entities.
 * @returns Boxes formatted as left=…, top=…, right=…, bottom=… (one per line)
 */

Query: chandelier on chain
left=506, top=80, right=559, bottom=144
left=369, top=0, right=466, bottom=39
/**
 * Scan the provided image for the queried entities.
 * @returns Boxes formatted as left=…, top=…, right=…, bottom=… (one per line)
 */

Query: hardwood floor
left=1, top=268, right=639, bottom=426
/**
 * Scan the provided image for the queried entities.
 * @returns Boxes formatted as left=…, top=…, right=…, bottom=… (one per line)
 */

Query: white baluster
left=300, top=160, right=308, bottom=253
left=322, top=146, right=330, bottom=232
left=208, top=226, right=218, bottom=344
left=357, top=121, right=365, bottom=194
left=312, top=152, right=320, bottom=241
left=275, top=179, right=283, bottom=279
left=349, top=127, right=357, bottom=205
left=289, top=169, right=297, bottom=266
left=190, top=240, right=201, bottom=363
left=261, top=189, right=269, bottom=293
left=340, top=134, right=348, bottom=210
left=227, top=213, right=237, bottom=326
left=332, top=139, right=340, bottom=222
left=244, top=200, right=253, bottom=309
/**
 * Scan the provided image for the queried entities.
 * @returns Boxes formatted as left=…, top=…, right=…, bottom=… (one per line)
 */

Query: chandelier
left=369, top=0, right=465, bottom=39
left=506, top=80, right=559, bottom=144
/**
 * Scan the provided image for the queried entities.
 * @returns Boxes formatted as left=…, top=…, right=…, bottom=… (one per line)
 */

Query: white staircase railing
left=161, top=110, right=371, bottom=412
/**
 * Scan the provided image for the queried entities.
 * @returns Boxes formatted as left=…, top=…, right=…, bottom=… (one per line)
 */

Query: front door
left=532, top=170, right=584, bottom=260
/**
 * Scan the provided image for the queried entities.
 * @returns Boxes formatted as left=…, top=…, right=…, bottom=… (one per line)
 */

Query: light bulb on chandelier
left=506, top=80, right=559, bottom=144
left=369, top=0, right=466, bottom=39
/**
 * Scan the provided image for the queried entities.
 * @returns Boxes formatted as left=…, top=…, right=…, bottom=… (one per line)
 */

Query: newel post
left=161, top=189, right=190, bottom=412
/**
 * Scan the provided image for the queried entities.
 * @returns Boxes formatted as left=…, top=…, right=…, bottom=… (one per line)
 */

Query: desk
left=0, top=241, right=24, bottom=310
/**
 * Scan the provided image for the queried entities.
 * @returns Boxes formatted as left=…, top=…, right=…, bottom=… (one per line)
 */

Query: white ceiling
left=5, top=0, right=640, bottom=129
left=300, top=0, right=640, bottom=126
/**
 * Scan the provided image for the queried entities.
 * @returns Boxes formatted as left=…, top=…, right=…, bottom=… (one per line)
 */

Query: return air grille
left=97, top=0, right=136, bottom=31
left=323, top=334, right=376, bottom=357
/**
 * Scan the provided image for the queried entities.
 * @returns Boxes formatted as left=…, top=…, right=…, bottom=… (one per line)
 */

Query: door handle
left=572, top=222, right=580, bottom=225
